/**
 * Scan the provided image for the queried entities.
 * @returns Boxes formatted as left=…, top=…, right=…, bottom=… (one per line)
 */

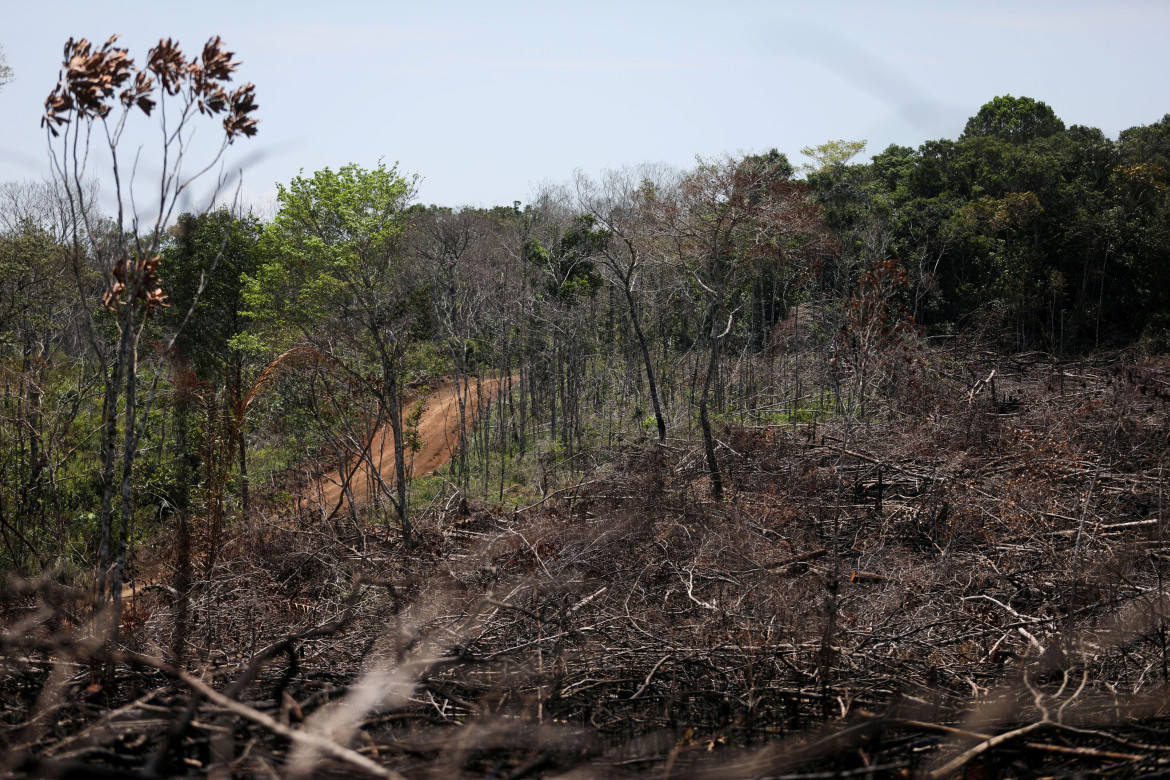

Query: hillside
left=5, top=351, right=1170, bottom=778
left=6, top=44, right=1170, bottom=777
left=311, top=378, right=511, bottom=514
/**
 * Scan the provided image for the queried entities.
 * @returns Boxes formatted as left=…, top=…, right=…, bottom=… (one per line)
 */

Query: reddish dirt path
left=120, top=379, right=509, bottom=600
left=311, top=377, right=509, bottom=513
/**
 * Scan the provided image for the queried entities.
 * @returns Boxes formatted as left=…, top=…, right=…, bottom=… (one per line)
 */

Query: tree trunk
left=622, top=283, right=666, bottom=442
left=96, top=344, right=125, bottom=610
left=700, top=316, right=723, bottom=501
left=454, top=345, right=470, bottom=493
left=232, top=361, right=250, bottom=530
left=385, top=375, right=412, bottom=547
left=550, top=334, right=559, bottom=447
left=106, top=305, right=140, bottom=677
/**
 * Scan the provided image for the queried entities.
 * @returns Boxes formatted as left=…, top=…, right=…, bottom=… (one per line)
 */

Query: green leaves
left=524, top=214, right=605, bottom=304
left=800, top=139, right=867, bottom=173
left=241, top=162, right=418, bottom=353
left=961, top=95, right=1065, bottom=145
left=804, top=95, right=1170, bottom=348
left=270, top=162, right=414, bottom=260
left=160, top=209, right=263, bottom=379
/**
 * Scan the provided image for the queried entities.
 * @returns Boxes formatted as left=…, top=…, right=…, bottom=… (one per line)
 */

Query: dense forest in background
left=4, top=37, right=1170, bottom=778
left=810, top=96, right=1170, bottom=353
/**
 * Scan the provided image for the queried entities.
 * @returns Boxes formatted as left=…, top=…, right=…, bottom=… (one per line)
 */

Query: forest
left=3, top=36, right=1170, bottom=778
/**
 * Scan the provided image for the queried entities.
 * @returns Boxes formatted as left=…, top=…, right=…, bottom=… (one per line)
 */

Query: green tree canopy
left=739, top=148, right=796, bottom=183
left=240, top=161, right=419, bottom=354
left=524, top=214, right=605, bottom=303
left=961, top=95, right=1065, bottom=144
left=800, top=139, right=867, bottom=173
left=162, top=209, right=263, bottom=382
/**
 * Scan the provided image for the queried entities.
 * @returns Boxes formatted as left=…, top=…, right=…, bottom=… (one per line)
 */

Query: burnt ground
left=4, top=352, right=1170, bottom=778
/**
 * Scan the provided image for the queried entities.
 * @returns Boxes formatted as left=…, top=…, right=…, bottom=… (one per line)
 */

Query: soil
left=117, top=378, right=508, bottom=600
left=311, top=377, right=510, bottom=512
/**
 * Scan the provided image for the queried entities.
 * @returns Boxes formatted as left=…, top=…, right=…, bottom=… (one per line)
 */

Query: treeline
left=807, top=95, right=1170, bottom=352
left=2, top=92, right=1169, bottom=601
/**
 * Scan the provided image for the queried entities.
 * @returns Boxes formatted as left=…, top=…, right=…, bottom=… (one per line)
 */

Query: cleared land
left=5, top=354, right=1170, bottom=778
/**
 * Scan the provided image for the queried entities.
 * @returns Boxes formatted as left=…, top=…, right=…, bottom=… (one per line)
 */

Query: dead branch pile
left=3, top=354, right=1170, bottom=778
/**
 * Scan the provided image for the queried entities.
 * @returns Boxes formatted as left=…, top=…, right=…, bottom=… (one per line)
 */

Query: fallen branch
left=108, top=651, right=409, bottom=780
left=895, top=719, right=1144, bottom=769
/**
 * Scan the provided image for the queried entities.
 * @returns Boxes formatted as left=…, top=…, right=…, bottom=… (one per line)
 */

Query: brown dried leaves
left=42, top=35, right=132, bottom=128
left=43, top=34, right=258, bottom=141
left=102, top=253, right=168, bottom=315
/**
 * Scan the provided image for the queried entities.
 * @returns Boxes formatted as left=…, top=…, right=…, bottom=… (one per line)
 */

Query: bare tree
left=654, top=154, right=824, bottom=499
left=411, top=206, right=494, bottom=493
left=42, top=35, right=258, bottom=655
left=0, top=43, right=12, bottom=92
left=523, top=185, right=605, bottom=460
left=573, top=165, right=677, bottom=442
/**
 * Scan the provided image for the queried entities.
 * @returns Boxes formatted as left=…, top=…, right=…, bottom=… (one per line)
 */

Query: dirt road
left=311, top=377, right=508, bottom=513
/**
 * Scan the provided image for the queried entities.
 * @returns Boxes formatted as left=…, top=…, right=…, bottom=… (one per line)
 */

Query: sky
left=2, top=0, right=1168, bottom=217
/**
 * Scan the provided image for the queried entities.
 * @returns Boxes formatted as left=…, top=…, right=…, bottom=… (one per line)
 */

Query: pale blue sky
left=2, top=0, right=1167, bottom=214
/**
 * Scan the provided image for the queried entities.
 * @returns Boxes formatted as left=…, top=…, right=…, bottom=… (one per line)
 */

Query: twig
left=108, top=651, right=409, bottom=780
left=517, top=479, right=599, bottom=513
left=1068, top=464, right=1101, bottom=629
left=629, top=655, right=673, bottom=700
left=896, top=720, right=1143, bottom=765
left=928, top=721, right=1045, bottom=778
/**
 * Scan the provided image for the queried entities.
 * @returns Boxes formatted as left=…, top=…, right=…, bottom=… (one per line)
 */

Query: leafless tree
left=411, top=206, right=495, bottom=492
left=42, top=35, right=258, bottom=656
left=573, top=164, right=678, bottom=442
left=0, top=44, right=12, bottom=92
left=653, top=154, right=825, bottom=498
